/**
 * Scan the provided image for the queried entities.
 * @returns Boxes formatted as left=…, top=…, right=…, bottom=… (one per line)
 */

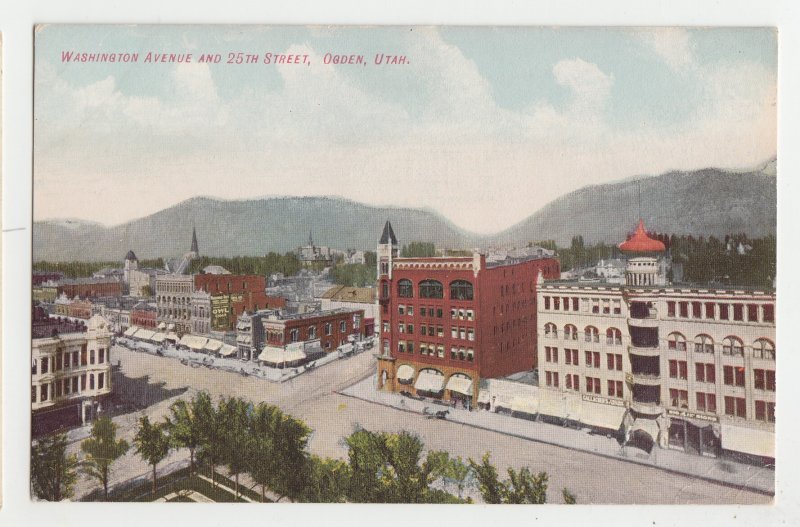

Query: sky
left=33, top=25, right=777, bottom=234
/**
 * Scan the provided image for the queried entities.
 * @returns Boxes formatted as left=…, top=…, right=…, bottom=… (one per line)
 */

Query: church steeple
left=191, top=226, right=199, bottom=256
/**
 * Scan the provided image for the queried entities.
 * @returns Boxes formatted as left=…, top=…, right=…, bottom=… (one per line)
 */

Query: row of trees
left=32, top=392, right=577, bottom=503
left=33, top=259, right=165, bottom=279
left=188, top=253, right=303, bottom=277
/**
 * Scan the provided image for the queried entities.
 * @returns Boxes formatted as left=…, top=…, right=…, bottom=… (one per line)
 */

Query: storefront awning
left=258, top=346, right=306, bottom=364
left=414, top=370, right=444, bottom=393
left=219, top=344, right=238, bottom=357
left=136, top=329, right=156, bottom=341
left=510, top=396, right=539, bottom=415
left=204, top=339, right=223, bottom=352
left=630, top=419, right=660, bottom=442
left=165, top=332, right=178, bottom=341
left=396, top=364, right=415, bottom=384
left=445, top=376, right=473, bottom=396
left=538, top=390, right=568, bottom=419
left=720, top=424, right=774, bottom=458
left=580, top=402, right=626, bottom=431
left=151, top=332, right=167, bottom=343
left=123, top=326, right=138, bottom=337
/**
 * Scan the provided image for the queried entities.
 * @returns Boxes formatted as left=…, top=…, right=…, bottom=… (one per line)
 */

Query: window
left=544, top=296, right=551, bottom=310
left=564, top=325, right=578, bottom=341
left=719, top=304, right=729, bottom=320
left=607, top=353, right=622, bottom=371
left=407, top=306, right=414, bottom=316
left=667, top=301, right=676, bottom=317
left=679, top=302, right=688, bottom=318
left=290, top=329, right=299, bottom=342
left=466, top=348, right=473, bottom=361
left=754, top=369, right=776, bottom=391
left=56, top=353, right=63, bottom=371
left=99, top=349, right=105, bottom=364
left=691, top=302, right=701, bottom=318
left=450, top=280, right=474, bottom=301
left=694, top=335, right=714, bottom=354
left=763, top=304, right=774, bottom=323
left=437, top=326, right=444, bottom=338
left=608, top=380, right=623, bottom=397
left=724, top=396, right=747, bottom=418
left=695, top=363, right=715, bottom=383
left=40, top=384, right=49, bottom=402
left=755, top=401, right=775, bottom=422
left=545, top=346, right=559, bottom=363
left=696, top=393, right=716, bottom=413
left=325, top=323, right=333, bottom=336
left=606, top=327, right=622, bottom=345
left=733, top=304, right=743, bottom=321
left=419, top=280, right=443, bottom=299
left=602, top=299, right=610, bottom=314
left=668, top=332, right=687, bottom=351
left=545, top=371, right=559, bottom=388
left=753, top=339, right=775, bottom=360
left=613, top=299, right=621, bottom=315
left=592, top=299, right=600, bottom=314
left=544, top=323, right=557, bottom=338
left=669, top=389, right=688, bottom=409
left=340, top=321, right=347, bottom=332
left=72, top=377, right=79, bottom=392
left=308, top=326, right=317, bottom=339
left=451, top=326, right=457, bottom=338
left=407, top=324, right=414, bottom=335
left=467, top=328, right=475, bottom=341
left=398, top=341, right=406, bottom=353
left=450, top=347, right=457, bottom=360
left=398, top=305, right=405, bottom=315
left=585, top=351, right=600, bottom=368
left=564, top=349, right=578, bottom=365
left=398, top=279, right=413, bottom=298
left=723, top=366, right=746, bottom=387
left=89, top=374, right=95, bottom=390
left=747, top=304, right=759, bottom=322
left=407, top=342, right=414, bottom=354
left=421, top=326, right=427, bottom=336
left=566, top=374, right=579, bottom=391
left=41, top=357, right=50, bottom=374
left=584, top=326, right=599, bottom=343
left=722, top=337, right=744, bottom=356
left=586, top=377, right=601, bottom=394
left=669, top=360, right=687, bottom=379
left=553, top=297, right=560, bottom=310
left=420, top=307, right=427, bottom=317
left=31, top=359, right=37, bottom=375
left=98, top=373, right=105, bottom=390
left=574, top=298, right=581, bottom=312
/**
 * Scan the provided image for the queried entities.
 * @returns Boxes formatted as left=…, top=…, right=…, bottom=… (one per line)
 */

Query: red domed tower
left=619, top=220, right=665, bottom=286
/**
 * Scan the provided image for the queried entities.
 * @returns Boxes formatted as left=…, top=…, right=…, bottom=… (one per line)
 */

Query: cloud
left=637, top=28, right=696, bottom=72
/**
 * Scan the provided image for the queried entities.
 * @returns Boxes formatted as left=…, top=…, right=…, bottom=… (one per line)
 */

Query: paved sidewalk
left=339, top=375, right=775, bottom=496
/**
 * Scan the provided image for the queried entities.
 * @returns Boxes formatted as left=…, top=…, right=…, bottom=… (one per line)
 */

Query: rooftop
left=319, top=285, right=376, bottom=303
left=540, top=279, right=775, bottom=295
left=263, top=307, right=362, bottom=322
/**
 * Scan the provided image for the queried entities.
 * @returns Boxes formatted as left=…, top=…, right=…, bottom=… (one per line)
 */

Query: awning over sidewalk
left=205, top=339, right=223, bottom=352
left=721, top=424, right=774, bottom=458
left=396, top=364, right=415, bottom=384
left=580, top=402, right=626, bottom=431
left=630, top=419, right=660, bottom=442
left=219, top=344, right=238, bottom=357
left=165, top=332, right=178, bottom=341
left=136, top=329, right=155, bottom=341
left=445, top=375, right=473, bottom=396
left=151, top=332, right=167, bottom=343
left=123, top=326, right=138, bottom=337
left=258, top=346, right=306, bottom=365
left=179, top=335, right=208, bottom=350
left=414, top=370, right=445, bottom=394
left=510, top=396, right=539, bottom=415
left=538, top=390, right=568, bottom=419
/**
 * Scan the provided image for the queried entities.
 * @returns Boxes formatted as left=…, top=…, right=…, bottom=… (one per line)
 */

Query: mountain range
left=33, top=163, right=776, bottom=262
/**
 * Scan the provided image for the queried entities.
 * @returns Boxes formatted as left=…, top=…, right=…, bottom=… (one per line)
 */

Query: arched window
left=398, top=279, right=413, bottom=298
left=450, top=280, right=474, bottom=301
left=584, top=326, right=599, bottom=343
left=544, top=323, right=557, bottom=338
left=694, top=334, right=714, bottom=354
left=419, top=280, right=444, bottom=299
left=564, top=324, right=578, bottom=341
left=667, top=332, right=687, bottom=351
left=606, top=327, right=622, bottom=346
left=722, top=336, right=744, bottom=356
left=753, top=339, right=775, bottom=360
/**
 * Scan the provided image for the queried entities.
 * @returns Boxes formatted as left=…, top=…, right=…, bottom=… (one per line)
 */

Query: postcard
left=30, top=25, right=776, bottom=505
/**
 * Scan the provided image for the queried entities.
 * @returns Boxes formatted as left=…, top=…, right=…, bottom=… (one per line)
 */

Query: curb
left=335, top=389, right=775, bottom=498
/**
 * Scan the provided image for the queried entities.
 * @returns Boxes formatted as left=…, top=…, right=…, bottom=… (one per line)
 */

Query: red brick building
left=375, top=221, right=560, bottom=403
left=58, top=278, right=122, bottom=299
left=130, top=306, right=157, bottom=329
left=194, top=274, right=285, bottom=322
left=261, top=309, right=365, bottom=353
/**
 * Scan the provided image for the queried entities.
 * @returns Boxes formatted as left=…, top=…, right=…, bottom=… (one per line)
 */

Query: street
left=63, top=345, right=772, bottom=504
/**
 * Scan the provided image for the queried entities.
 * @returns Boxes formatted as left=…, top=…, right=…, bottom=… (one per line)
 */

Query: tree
left=31, top=433, right=79, bottom=501
left=562, top=488, right=577, bottom=504
left=133, top=416, right=171, bottom=495
left=218, top=397, right=252, bottom=499
left=468, top=452, right=552, bottom=504
left=302, top=456, right=351, bottom=503
left=166, top=394, right=207, bottom=476
left=195, top=395, right=226, bottom=488
left=400, top=242, right=436, bottom=257
left=80, top=417, right=130, bottom=500
left=246, top=403, right=279, bottom=502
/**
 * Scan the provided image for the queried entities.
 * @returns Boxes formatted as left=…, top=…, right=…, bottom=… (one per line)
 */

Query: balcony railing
left=631, top=372, right=661, bottom=385
left=628, top=344, right=660, bottom=357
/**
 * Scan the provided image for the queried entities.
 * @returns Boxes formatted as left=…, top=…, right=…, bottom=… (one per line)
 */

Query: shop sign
left=666, top=408, right=719, bottom=422
left=582, top=394, right=626, bottom=407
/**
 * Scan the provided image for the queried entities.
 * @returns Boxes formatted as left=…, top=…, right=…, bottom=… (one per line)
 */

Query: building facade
left=261, top=308, right=364, bottom=354
left=130, top=303, right=158, bottom=329
left=535, top=221, right=775, bottom=461
left=375, top=221, right=561, bottom=403
left=57, top=277, right=122, bottom=299
left=32, top=309, right=114, bottom=435
left=319, top=285, right=378, bottom=320
left=155, top=274, right=195, bottom=335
